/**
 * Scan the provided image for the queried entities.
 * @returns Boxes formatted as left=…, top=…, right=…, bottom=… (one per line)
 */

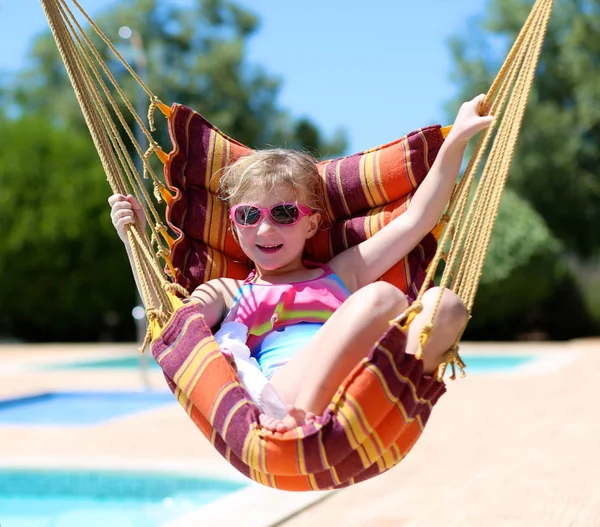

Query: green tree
left=448, top=0, right=600, bottom=258
left=0, top=114, right=136, bottom=341
left=19, top=0, right=346, bottom=156
left=3, top=0, right=346, bottom=342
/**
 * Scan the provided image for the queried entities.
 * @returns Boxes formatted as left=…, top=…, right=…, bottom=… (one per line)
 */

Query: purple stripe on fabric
left=309, top=410, right=355, bottom=470
left=212, top=432, right=252, bottom=480
left=322, top=155, right=368, bottom=221
left=213, top=389, right=260, bottom=453
left=151, top=304, right=214, bottom=382
left=368, top=325, right=446, bottom=421
left=327, top=447, right=368, bottom=484
left=329, top=216, right=369, bottom=256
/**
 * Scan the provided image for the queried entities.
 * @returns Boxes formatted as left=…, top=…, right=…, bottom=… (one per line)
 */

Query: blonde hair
left=219, top=149, right=324, bottom=214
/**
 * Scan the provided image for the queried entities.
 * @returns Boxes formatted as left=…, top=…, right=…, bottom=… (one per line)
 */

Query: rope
left=40, top=0, right=554, bottom=361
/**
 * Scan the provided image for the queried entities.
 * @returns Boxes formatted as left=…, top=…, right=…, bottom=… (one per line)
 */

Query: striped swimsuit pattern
left=223, top=262, right=351, bottom=378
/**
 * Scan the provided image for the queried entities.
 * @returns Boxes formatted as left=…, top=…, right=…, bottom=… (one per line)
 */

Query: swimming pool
left=49, top=353, right=537, bottom=374
left=0, top=468, right=245, bottom=527
left=0, top=391, right=176, bottom=426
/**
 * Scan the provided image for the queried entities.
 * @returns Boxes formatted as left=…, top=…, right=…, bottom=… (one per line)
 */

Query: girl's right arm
left=189, top=279, right=241, bottom=330
left=109, top=193, right=161, bottom=308
left=109, top=193, right=238, bottom=329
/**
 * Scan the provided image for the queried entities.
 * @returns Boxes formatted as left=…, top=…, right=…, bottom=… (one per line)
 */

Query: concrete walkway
left=0, top=340, right=598, bottom=526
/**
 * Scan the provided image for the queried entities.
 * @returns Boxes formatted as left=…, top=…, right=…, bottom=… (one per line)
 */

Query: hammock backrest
left=40, top=0, right=554, bottom=376
left=165, top=103, right=445, bottom=297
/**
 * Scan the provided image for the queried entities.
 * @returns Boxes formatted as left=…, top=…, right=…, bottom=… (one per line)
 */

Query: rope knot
left=153, top=181, right=166, bottom=203
left=435, top=344, right=467, bottom=381
left=138, top=308, right=164, bottom=354
left=164, top=282, right=191, bottom=300
left=148, top=97, right=162, bottom=133
left=390, top=301, right=423, bottom=331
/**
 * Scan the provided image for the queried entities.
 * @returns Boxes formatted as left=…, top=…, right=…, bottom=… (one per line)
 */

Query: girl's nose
left=256, top=215, right=277, bottom=235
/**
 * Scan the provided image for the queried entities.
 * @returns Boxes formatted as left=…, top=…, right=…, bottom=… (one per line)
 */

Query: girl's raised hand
left=447, top=94, right=495, bottom=145
left=108, top=194, right=146, bottom=244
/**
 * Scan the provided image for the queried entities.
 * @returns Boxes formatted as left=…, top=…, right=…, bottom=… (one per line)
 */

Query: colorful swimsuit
left=223, top=262, right=351, bottom=379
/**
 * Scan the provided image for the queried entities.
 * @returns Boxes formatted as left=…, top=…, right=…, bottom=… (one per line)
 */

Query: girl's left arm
left=330, top=95, right=493, bottom=292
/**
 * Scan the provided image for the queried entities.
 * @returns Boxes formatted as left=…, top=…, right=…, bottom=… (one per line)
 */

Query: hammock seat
left=153, top=104, right=447, bottom=490
left=40, top=0, right=553, bottom=492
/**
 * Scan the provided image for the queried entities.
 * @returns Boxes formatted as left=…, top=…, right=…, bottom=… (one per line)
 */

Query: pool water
left=44, top=356, right=161, bottom=371
left=460, top=353, right=534, bottom=373
left=50, top=353, right=536, bottom=374
left=0, top=391, right=176, bottom=426
left=0, top=469, right=245, bottom=527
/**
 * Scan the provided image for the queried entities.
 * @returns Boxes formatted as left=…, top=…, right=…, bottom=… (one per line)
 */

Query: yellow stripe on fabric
left=343, top=391, right=385, bottom=465
left=319, top=162, right=335, bottom=221
left=220, top=398, right=247, bottom=440
left=419, top=130, right=431, bottom=171
left=361, top=150, right=388, bottom=208
left=154, top=313, right=199, bottom=364
left=403, top=135, right=418, bottom=190
left=170, top=384, right=193, bottom=418
left=296, top=426, right=308, bottom=476
left=335, top=159, right=352, bottom=217
left=376, top=443, right=402, bottom=474
left=371, top=345, right=434, bottom=408
left=209, top=424, right=219, bottom=446
left=208, top=382, right=238, bottom=424
left=176, top=339, right=221, bottom=399
left=359, top=152, right=376, bottom=209
left=374, top=148, right=390, bottom=204
left=307, top=473, right=320, bottom=491
left=335, top=401, right=371, bottom=470
left=363, top=361, right=419, bottom=432
left=205, top=129, right=217, bottom=189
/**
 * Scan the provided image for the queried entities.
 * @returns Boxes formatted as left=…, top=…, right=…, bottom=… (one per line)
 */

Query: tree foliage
left=0, top=114, right=136, bottom=341
left=17, top=0, right=346, bottom=155
left=464, top=188, right=596, bottom=340
left=2, top=0, right=346, bottom=342
left=448, top=0, right=600, bottom=258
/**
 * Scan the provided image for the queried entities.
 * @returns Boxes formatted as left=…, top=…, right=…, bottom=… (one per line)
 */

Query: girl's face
left=232, top=184, right=320, bottom=274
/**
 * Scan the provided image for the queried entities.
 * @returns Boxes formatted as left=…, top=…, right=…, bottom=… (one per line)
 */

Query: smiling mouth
left=256, top=244, right=283, bottom=253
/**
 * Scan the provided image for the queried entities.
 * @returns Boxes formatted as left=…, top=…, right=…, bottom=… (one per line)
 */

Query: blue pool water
left=44, top=356, right=161, bottom=371
left=0, top=391, right=176, bottom=426
left=0, top=468, right=245, bottom=527
left=460, top=353, right=534, bottom=373
left=50, top=353, right=536, bottom=374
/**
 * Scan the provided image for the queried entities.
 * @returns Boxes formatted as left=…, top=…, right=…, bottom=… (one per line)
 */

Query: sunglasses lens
left=234, top=206, right=261, bottom=226
left=270, top=204, right=300, bottom=225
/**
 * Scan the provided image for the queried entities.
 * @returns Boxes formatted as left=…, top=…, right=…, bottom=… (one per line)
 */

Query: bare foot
left=259, top=405, right=316, bottom=433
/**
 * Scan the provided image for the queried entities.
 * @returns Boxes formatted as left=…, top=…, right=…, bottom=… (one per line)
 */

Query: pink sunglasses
left=230, top=202, right=313, bottom=227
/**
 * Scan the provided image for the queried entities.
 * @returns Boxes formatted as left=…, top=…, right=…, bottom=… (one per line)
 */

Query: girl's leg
left=264, top=282, right=408, bottom=431
left=405, top=287, right=468, bottom=374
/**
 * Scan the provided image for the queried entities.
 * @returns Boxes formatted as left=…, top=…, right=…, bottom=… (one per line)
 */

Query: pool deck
left=1, top=339, right=599, bottom=526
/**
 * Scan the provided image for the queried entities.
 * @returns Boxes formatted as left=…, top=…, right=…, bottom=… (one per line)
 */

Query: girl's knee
left=423, top=287, right=468, bottom=327
left=354, top=282, right=409, bottom=316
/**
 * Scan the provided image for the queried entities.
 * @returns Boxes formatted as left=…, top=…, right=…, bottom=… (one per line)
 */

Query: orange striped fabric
left=165, top=104, right=443, bottom=299
left=155, top=104, right=447, bottom=489
left=152, top=302, right=445, bottom=491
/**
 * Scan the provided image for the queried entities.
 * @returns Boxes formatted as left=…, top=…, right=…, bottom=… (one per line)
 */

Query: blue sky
left=0, top=0, right=486, bottom=153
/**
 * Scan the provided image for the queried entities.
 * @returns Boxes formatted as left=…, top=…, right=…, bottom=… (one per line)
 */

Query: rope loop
left=148, top=97, right=160, bottom=132
left=164, top=282, right=191, bottom=299
left=390, top=301, right=423, bottom=332
left=138, top=308, right=163, bottom=353
left=153, top=181, right=166, bottom=203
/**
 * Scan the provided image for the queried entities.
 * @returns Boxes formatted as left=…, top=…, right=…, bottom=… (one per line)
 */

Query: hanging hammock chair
left=41, top=0, right=553, bottom=491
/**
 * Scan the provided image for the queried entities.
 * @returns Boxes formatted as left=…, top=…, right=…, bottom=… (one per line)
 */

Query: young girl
left=110, top=94, right=493, bottom=433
